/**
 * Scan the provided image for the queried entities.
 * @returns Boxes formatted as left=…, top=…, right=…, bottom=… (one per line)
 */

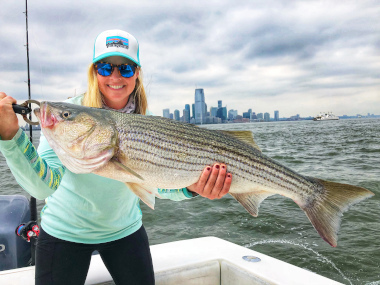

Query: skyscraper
left=183, top=109, right=190, bottom=123
left=217, top=107, right=227, bottom=121
left=185, top=104, right=191, bottom=123
left=163, top=108, right=170, bottom=118
left=274, top=110, right=279, bottom=121
left=228, top=109, right=238, bottom=120
left=243, top=112, right=250, bottom=119
left=174, top=109, right=180, bottom=121
left=218, top=100, right=222, bottom=108
left=264, top=112, right=270, bottom=122
left=210, top=107, right=218, bottom=117
left=195, top=88, right=206, bottom=124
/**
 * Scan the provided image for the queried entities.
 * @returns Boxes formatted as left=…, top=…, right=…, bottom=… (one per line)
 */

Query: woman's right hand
left=0, top=92, right=19, bottom=140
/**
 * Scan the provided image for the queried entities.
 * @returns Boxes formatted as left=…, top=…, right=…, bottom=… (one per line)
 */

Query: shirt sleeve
left=0, top=128, right=65, bottom=200
left=157, top=188, right=198, bottom=201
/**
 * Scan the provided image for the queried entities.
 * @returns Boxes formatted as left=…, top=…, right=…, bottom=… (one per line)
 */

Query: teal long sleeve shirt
left=0, top=96, right=194, bottom=243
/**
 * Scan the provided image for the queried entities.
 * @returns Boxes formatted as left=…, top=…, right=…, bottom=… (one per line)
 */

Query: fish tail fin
left=301, top=178, right=374, bottom=247
left=126, top=183, right=159, bottom=210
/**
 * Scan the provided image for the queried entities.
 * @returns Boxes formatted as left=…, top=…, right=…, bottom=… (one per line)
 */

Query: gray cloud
left=0, top=0, right=379, bottom=118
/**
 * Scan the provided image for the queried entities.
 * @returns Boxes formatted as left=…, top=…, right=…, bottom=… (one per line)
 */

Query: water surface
left=1, top=119, right=379, bottom=284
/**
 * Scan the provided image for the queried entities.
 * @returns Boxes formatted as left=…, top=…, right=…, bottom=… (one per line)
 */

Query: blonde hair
left=83, top=64, right=148, bottom=115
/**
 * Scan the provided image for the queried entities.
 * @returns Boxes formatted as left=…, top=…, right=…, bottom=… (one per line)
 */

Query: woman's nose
left=109, top=67, right=122, bottom=79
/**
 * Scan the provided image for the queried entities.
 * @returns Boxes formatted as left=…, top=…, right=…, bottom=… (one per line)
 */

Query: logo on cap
left=106, top=36, right=129, bottom=49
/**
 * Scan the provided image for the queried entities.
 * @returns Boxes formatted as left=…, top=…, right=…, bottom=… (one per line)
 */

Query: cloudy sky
left=0, top=0, right=379, bottom=118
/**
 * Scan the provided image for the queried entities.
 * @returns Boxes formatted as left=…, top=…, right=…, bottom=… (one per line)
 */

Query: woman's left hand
left=187, top=164, right=232, bottom=200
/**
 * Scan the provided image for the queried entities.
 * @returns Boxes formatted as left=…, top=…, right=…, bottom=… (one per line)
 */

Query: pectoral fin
left=230, top=191, right=274, bottom=217
left=112, top=160, right=144, bottom=181
left=126, top=183, right=159, bottom=209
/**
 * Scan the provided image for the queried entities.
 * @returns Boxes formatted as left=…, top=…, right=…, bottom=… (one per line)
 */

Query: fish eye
left=62, top=111, right=71, bottom=118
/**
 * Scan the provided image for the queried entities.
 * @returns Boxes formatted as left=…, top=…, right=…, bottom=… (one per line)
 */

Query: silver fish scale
left=110, top=112, right=318, bottom=196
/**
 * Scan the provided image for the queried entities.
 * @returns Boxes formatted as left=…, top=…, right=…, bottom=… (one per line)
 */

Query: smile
left=108, top=85, right=124, bottom=90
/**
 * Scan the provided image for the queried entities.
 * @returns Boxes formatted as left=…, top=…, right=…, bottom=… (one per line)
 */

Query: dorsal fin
left=220, top=130, right=261, bottom=151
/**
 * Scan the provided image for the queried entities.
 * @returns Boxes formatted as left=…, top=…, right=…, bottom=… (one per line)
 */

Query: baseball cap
left=93, top=29, right=141, bottom=66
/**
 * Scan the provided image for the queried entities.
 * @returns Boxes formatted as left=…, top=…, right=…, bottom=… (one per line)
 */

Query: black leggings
left=35, top=225, right=155, bottom=285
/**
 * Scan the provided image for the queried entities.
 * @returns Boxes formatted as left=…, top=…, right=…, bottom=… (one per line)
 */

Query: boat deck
left=0, top=237, right=343, bottom=285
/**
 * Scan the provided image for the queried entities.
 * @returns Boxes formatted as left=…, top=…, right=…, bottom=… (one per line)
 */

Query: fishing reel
left=15, top=221, right=40, bottom=242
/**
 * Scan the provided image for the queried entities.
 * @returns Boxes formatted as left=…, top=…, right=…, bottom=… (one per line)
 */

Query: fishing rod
left=25, top=0, right=38, bottom=265
left=13, top=0, right=39, bottom=266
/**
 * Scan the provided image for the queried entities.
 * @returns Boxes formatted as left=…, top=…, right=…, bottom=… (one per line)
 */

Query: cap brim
left=93, top=52, right=141, bottom=66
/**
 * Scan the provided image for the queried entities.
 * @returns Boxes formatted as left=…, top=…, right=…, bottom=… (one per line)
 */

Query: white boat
left=0, top=236, right=343, bottom=285
left=313, top=112, right=339, bottom=121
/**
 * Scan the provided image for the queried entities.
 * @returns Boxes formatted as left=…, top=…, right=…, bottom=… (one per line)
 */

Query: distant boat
left=313, top=112, right=339, bottom=121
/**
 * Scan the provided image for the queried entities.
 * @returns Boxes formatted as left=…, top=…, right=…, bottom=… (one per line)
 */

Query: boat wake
left=244, top=239, right=352, bottom=285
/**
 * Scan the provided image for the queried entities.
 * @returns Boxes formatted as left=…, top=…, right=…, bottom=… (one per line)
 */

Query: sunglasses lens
left=95, top=63, right=136, bottom=78
left=96, top=63, right=113, bottom=76
left=119, top=64, right=135, bottom=78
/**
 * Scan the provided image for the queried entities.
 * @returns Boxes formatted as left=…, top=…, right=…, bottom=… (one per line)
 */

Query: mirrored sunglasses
left=94, top=62, right=137, bottom=78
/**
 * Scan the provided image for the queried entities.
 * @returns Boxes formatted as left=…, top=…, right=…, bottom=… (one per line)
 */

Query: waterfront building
left=217, top=107, right=227, bottom=122
left=210, top=107, right=218, bottom=117
left=185, top=104, right=191, bottom=122
left=192, top=104, right=195, bottom=119
left=274, top=110, right=279, bottom=121
left=257, top=113, right=263, bottom=120
left=218, top=100, right=222, bottom=108
left=243, top=108, right=253, bottom=119
left=233, top=115, right=249, bottom=123
left=228, top=109, right=238, bottom=120
left=206, top=116, right=222, bottom=124
left=163, top=108, right=170, bottom=118
left=205, top=116, right=213, bottom=124
left=195, top=89, right=206, bottom=124
left=264, top=112, right=270, bottom=122
left=243, top=112, right=250, bottom=119
left=174, top=109, right=180, bottom=121
left=183, top=109, right=190, bottom=123
left=289, top=114, right=300, bottom=121
left=169, top=113, right=173, bottom=120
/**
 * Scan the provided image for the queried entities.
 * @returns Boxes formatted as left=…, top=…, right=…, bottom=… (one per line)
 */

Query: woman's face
left=96, top=56, right=140, bottom=110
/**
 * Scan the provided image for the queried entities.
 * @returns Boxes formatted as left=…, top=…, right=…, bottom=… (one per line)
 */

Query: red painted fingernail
left=207, top=167, right=211, bottom=171
left=222, top=165, right=226, bottom=169
left=215, top=165, right=220, bottom=169
left=227, top=174, right=231, bottom=178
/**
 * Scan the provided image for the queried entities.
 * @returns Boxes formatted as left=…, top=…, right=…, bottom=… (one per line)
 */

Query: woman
left=0, top=29, right=232, bottom=285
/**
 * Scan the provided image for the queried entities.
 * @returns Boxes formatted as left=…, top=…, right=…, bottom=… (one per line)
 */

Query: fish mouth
left=34, top=107, right=41, bottom=120
left=33, top=102, right=57, bottom=129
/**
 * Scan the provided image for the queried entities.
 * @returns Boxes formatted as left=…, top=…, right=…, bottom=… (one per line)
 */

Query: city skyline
left=162, top=88, right=378, bottom=123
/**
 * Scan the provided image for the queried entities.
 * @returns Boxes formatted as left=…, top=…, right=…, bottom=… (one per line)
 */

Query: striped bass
left=34, top=101, right=374, bottom=247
